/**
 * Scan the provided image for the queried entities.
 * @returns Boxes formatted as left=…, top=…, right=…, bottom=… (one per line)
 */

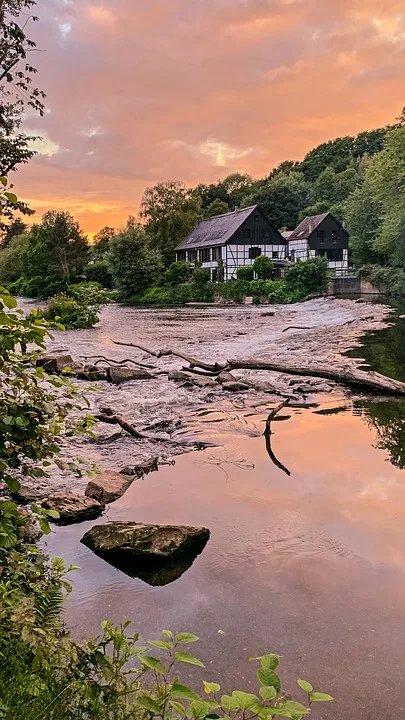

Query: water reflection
left=355, top=399, right=405, bottom=469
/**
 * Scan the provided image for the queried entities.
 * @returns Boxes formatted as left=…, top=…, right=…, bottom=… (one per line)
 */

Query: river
left=37, top=297, right=405, bottom=719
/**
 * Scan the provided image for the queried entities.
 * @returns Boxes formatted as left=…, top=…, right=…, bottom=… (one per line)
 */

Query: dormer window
left=318, top=230, right=325, bottom=243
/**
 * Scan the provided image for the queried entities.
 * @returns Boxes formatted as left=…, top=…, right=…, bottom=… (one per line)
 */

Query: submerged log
left=263, top=400, right=290, bottom=436
left=111, top=341, right=405, bottom=396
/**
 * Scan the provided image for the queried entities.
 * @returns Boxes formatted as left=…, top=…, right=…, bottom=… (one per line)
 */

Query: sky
left=14, top=0, right=405, bottom=238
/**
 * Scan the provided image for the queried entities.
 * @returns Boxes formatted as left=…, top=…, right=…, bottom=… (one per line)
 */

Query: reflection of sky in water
left=43, top=404, right=405, bottom=720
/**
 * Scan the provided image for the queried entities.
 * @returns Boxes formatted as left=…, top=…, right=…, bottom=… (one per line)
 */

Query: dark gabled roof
left=287, top=213, right=329, bottom=242
left=175, top=205, right=261, bottom=251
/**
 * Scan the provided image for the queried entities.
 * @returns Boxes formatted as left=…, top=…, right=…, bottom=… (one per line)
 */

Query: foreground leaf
left=174, top=651, right=205, bottom=668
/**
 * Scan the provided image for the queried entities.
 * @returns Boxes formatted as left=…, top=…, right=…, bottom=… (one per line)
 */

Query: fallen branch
left=265, top=434, right=291, bottom=477
left=83, top=355, right=156, bottom=370
left=263, top=400, right=290, bottom=436
left=282, top=326, right=312, bottom=333
left=111, top=343, right=405, bottom=395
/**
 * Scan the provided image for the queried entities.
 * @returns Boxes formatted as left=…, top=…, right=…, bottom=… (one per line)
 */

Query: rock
left=11, top=484, right=46, bottom=504
left=41, top=494, right=104, bottom=525
left=190, top=375, right=217, bottom=388
left=37, top=354, right=74, bottom=373
left=221, top=381, right=250, bottom=391
left=17, top=507, right=43, bottom=542
left=168, top=370, right=191, bottom=381
left=107, top=366, right=153, bottom=384
left=216, top=371, right=237, bottom=384
left=85, top=471, right=133, bottom=504
left=81, top=522, right=210, bottom=566
left=261, top=311, right=275, bottom=317
left=120, top=457, right=159, bottom=477
left=77, top=370, right=108, bottom=381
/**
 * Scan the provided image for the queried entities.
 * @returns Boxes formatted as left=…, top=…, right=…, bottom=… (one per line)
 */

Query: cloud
left=13, top=0, right=405, bottom=234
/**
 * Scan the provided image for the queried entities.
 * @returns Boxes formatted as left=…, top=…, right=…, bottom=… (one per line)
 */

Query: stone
left=36, top=354, right=74, bottom=374
left=85, top=471, right=133, bottom=504
left=107, top=366, right=153, bottom=384
left=77, top=370, right=108, bottom=381
left=11, top=484, right=46, bottom=504
left=216, top=371, right=237, bottom=384
left=17, top=507, right=43, bottom=542
left=41, top=494, right=104, bottom=525
left=261, top=311, right=275, bottom=317
left=221, top=381, right=250, bottom=391
left=168, top=370, right=191, bottom=381
left=120, top=457, right=159, bottom=477
left=81, top=522, right=210, bottom=565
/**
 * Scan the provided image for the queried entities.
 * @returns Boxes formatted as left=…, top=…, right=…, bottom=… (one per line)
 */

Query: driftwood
left=282, top=326, right=312, bottom=333
left=111, top=341, right=405, bottom=396
left=263, top=401, right=290, bottom=436
left=83, top=355, right=155, bottom=370
left=265, top=434, right=291, bottom=477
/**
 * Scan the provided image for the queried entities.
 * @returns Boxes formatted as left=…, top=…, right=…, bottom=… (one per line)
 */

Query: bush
left=84, top=260, right=113, bottom=288
left=237, top=266, right=254, bottom=281
left=7, top=275, right=69, bottom=299
left=267, top=280, right=302, bottom=304
left=40, top=293, right=100, bottom=329
left=253, top=255, right=274, bottom=279
left=0, top=545, right=334, bottom=720
left=285, top=257, right=329, bottom=296
left=193, top=266, right=211, bottom=284
left=357, top=264, right=405, bottom=295
left=165, top=261, right=193, bottom=285
left=69, top=281, right=115, bottom=306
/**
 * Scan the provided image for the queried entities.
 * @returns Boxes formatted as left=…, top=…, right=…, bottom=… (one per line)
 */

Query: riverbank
left=18, top=295, right=391, bottom=495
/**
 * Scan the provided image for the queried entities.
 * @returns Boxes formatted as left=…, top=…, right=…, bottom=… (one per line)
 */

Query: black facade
left=307, top=215, right=349, bottom=251
left=226, top=208, right=286, bottom=248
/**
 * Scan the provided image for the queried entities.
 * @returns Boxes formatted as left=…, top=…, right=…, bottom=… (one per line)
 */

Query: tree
left=203, top=198, right=229, bottom=218
left=0, top=229, right=28, bottom=281
left=92, top=226, right=115, bottom=257
left=300, top=136, right=354, bottom=180
left=253, top=255, right=274, bottom=279
left=1, top=215, right=26, bottom=246
left=0, top=1, right=46, bottom=222
left=23, top=211, right=89, bottom=280
left=342, top=184, right=383, bottom=266
left=108, top=217, right=163, bottom=299
left=220, top=172, right=254, bottom=207
left=245, top=171, right=311, bottom=229
left=311, top=166, right=358, bottom=206
left=140, top=181, right=202, bottom=266
left=165, top=261, right=193, bottom=285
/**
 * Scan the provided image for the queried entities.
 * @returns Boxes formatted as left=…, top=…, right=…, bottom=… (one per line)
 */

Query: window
left=331, top=230, right=337, bottom=244
left=263, top=228, right=271, bottom=239
left=327, top=248, right=343, bottom=261
left=243, top=228, right=251, bottom=239
left=211, top=247, right=221, bottom=261
left=317, top=229, right=325, bottom=243
left=272, top=251, right=279, bottom=259
left=200, top=248, right=210, bottom=262
left=249, top=246, right=261, bottom=259
left=188, top=249, right=197, bottom=262
left=254, top=214, right=259, bottom=222
left=290, top=250, right=295, bottom=262
left=177, top=250, right=186, bottom=261
left=315, top=249, right=326, bottom=257
left=211, top=267, right=218, bottom=282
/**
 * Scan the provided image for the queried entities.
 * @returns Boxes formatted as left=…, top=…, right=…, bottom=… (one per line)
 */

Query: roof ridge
left=203, top=205, right=257, bottom=222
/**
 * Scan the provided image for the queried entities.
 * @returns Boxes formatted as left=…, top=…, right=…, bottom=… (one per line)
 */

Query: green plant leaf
left=174, top=651, right=205, bottom=668
left=4, top=192, right=17, bottom=204
left=258, top=654, right=280, bottom=670
left=136, top=693, right=163, bottom=714
left=190, top=700, right=213, bottom=719
left=221, top=695, right=239, bottom=712
left=169, top=700, right=187, bottom=716
left=39, top=518, right=51, bottom=535
left=231, top=691, right=262, bottom=712
left=138, top=654, right=165, bottom=672
left=203, top=681, right=221, bottom=694
left=171, top=684, right=201, bottom=701
left=1, top=293, right=17, bottom=309
left=297, top=680, right=313, bottom=693
left=257, top=667, right=281, bottom=692
left=162, top=629, right=173, bottom=637
left=259, top=686, right=277, bottom=701
left=270, top=701, right=309, bottom=718
left=176, top=632, right=199, bottom=643
left=148, top=640, right=172, bottom=650
left=309, top=692, right=333, bottom=702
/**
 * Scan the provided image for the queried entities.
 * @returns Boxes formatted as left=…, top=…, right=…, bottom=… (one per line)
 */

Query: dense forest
left=1, top=107, right=405, bottom=302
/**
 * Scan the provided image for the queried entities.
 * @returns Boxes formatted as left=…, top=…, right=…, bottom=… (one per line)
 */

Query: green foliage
left=203, top=198, right=230, bottom=218
left=108, top=217, right=163, bottom=301
left=0, top=286, right=95, bottom=546
left=166, top=261, right=193, bottom=285
left=244, top=171, right=310, bottom=230
left=193, top=266, right=211, bottom=284
left=0, top=546, right=334, bottom=720
left=0, top=232, right=30, bottom=283
left=85, top=260, right=114, bottom=288
left=253, top=255, right=274, bottom=279
left=91, top=226, right=116, bottom=258
left=285, top=258, right=329, bottom=296
left=23, top=211, right=89, bottom=282
left=39, top=292, right=100, bottom=330
left=237, top=266, right=254, bottom=281
left=141, top=181, right=202, bottom=266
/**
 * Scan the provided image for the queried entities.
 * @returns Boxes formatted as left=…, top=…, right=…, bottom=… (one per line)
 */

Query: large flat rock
left=41, top=494, right=104, bottom=525
left=81, top=522, right=210, bottom=563
left=107, top=366, right=154, bottom=384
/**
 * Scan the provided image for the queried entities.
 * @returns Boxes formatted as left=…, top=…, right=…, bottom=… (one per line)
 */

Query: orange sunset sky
left=15, top=0, right=405, bottom=238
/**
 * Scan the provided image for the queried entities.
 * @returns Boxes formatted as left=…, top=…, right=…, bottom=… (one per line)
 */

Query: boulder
left=168, top=370, right=191, bottom=381
left=120, top=457, right=159, bottom=477
left=41, top=494, right=104, bottom=525
left=11, top=484, right=46, bottom=504
left=77, top=370, right=108, bottom=381
left=261, top=311, right=275, bottom=317
left=81, top=522, right=210, bottom=565
left=85, top=471, right=133, bottom=504
left=216, top=371, right=237, bottom=384
left=221, top=381, right=250, bottom=391
left=107, top=366, right=153, bottom=384
left=37, top=354, right=74, bottom=374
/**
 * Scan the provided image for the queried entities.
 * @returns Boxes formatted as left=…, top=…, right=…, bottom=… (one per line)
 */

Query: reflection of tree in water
left=347, top=300, right=405, bottom=382
left=355, top=400, right=405, bottom=469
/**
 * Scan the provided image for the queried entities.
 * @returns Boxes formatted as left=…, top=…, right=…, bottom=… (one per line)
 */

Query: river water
left=39, top=298, right=405, bottom=719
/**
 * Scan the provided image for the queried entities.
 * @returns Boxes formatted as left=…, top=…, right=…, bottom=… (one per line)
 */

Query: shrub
left=357, top=264, right=405, bottom=295
left=285, top=257, right=328, bottom=296
left=69, top=281, right=114, bottom=306
left=165, top=261, right=193, bottom=285
left=237, top=266, right=254, bottom=281
left=85, top=260, right=113, bottom=288
left=193, top=266, right=211, bottom=284
left=253, top=255, right=274, bottom=279
left=7, top=275, right=69, bottom=299
left=40, top=293, right=100, bottom=329
left=0, top=545, right=334, bottom=720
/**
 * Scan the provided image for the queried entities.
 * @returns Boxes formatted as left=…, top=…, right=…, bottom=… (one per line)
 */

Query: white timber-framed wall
left=178, top=243, right=286, bottom=281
